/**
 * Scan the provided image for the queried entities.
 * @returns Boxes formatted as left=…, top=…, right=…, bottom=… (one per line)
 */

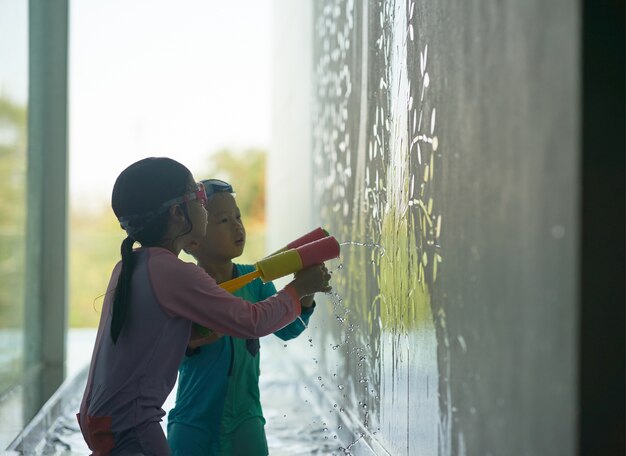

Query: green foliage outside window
left=0, top=95, right=27, bottom=329
left=0, top=95, right=27, bottom=392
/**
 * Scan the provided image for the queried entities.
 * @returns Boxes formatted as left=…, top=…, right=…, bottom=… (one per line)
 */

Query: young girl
left=166, top=179, right=318, bottom=456
left=77, top=158, right=331, bottom=455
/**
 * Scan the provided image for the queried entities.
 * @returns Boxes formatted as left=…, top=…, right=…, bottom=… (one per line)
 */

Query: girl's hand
left=289, top=263, right=332, bottom=298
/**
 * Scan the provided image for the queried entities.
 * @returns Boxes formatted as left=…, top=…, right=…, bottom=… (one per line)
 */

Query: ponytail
left=111, top=236, right=136, bottom=344
left=109, top=157, right=194, bottom=343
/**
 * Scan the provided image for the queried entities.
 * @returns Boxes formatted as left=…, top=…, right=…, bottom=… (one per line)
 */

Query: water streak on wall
left=312, top=1, right=445, bottom=453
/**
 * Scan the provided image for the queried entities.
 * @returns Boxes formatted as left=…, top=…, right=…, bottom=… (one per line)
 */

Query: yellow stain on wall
left=378, top=189, right=434, bottom=333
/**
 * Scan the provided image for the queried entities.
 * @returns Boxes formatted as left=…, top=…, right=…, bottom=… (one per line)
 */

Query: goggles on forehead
left=118, top=182, right=208, bottom=236
left=160, top=182, right=209, bottom=209
left=200, top=179, right=235, bottom=200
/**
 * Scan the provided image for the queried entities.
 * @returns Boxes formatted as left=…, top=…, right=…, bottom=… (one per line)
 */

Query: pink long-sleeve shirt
left=77, top=247, right=300, bottom=452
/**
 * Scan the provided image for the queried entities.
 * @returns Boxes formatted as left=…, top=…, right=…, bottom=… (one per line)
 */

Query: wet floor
left=16, top=329, right=367, bottom=455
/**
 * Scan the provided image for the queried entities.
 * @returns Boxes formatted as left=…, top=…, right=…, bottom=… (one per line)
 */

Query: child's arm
left=260, top=280, right=317, bottom=341
left=274, top=301, right=315, bottom=340
left=188, top=274, right=318, bottom=348
left=152, top=252, right=329, bottom=339
left=159, top=262, right=300, bottom=338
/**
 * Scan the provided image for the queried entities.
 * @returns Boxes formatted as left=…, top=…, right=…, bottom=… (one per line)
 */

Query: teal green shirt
left=167, top=263, right=315, bottom=455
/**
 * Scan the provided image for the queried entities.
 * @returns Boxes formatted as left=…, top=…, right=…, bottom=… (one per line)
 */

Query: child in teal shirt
left=167, top=179, right=317, bottom=456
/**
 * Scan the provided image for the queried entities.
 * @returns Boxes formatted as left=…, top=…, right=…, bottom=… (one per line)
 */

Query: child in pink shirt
left=77, top=157, right=331, bottom=455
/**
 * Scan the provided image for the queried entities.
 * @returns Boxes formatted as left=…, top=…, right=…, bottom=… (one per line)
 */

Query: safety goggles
left=200, top=179, right=235, bottom=200
left=160, top=182, right=209, bottom=209
left=118, top=182, right=208, bottom=235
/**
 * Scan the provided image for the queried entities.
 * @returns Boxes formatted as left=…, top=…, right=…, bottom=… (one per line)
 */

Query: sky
left=69, top=0, right=272, bottom=209
left=0, top=2, right=27, bottom=103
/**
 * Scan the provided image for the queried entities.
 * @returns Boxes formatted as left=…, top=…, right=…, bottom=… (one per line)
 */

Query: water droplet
left=457, top=335, right=467, bottom=353
left=430, top=108, right=437, bottom=134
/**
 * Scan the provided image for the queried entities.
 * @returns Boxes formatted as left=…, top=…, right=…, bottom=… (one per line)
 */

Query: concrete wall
left=305, top=1, right=580, bottom=454
left=271, top=1, right=622, bottom=455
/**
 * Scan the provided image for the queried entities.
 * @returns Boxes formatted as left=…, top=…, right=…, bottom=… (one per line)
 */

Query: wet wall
left=274, top=1, right=580, bottom=455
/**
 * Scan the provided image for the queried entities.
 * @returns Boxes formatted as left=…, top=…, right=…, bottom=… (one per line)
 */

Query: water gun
left=219, top=227, right=339, bottom=293
left=193, top=228, right=338, bottom=340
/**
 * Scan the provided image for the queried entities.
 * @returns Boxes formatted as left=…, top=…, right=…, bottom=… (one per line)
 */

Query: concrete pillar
left=23, top=0, right=69, bottom=421
left=268, top=0, right=313, bottom=256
